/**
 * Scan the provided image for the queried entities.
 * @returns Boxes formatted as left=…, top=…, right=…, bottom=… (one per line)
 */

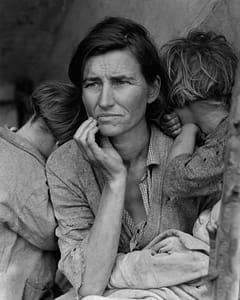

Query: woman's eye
left=83, top=81, right=100, bottom=88
left=113, top=80, right=130, bottom=86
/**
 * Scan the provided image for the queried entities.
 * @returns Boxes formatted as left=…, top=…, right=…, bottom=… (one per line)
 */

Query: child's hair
left=160, top=31, right=238, bottom=109
left=31, top=81, right=87, bottom=145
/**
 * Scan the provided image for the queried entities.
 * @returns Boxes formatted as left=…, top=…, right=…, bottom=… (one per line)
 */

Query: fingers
left=74, top=117, right=96, bottom=139
left=161, top=112, right=179, bottom=125
left=160, top=112, right=182, bottom=137
left=151, top=239, right=168, bottom=253
left=74, top=118, right=101, bottom=161
left=158, top=245, right=171, bottom=253
left=167, top=125, right=182, bottom=136
left=161, top=126, right=181, bottom=138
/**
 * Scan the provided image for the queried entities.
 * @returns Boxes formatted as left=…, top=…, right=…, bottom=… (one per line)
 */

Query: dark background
left=0, top=0, right=239, bottom=127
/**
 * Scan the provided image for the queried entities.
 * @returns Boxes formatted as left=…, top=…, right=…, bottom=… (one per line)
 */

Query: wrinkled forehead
left=83, top=49, right=142, bottom=79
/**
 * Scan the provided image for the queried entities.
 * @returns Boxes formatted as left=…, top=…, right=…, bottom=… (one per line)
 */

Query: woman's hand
left=151, top=236, right=186, bottom=254
left=159, top=112, right=182, bottom=137
left=74, top=118, right=127, bottom=181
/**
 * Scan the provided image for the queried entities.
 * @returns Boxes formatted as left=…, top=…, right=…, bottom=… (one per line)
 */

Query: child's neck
left=190, top=102, right=228, bottom=134
left=17, top=118, right=56, bottom=159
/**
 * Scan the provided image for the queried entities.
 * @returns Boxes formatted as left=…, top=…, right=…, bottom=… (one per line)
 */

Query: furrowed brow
left=111, top=75, right=135, bottom=81
left=82, top=76, right=100, bottom=83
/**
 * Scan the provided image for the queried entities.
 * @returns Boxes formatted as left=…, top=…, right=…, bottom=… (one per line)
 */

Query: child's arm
left=167, top=123, right=199, bottom=165
left=164, top=117, right=227, bottom=199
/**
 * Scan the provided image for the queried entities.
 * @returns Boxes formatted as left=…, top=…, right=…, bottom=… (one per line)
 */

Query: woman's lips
left=97, top=114, right=122, bottom=121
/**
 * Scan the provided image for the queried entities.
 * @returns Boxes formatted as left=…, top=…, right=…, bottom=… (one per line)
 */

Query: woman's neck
left=110, top=121, right=150, bottom=168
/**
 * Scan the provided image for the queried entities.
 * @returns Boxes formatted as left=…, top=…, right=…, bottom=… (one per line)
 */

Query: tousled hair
left=31, top=81, right=86, bottom=145
left=161, top=31, right=238, bottom=109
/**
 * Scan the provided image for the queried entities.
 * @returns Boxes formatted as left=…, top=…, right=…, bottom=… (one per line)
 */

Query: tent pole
left=213, top=67, right=240, bottom=300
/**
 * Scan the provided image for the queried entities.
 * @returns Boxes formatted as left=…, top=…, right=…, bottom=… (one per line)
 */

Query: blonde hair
left=161, top=31, right=238, bottom=109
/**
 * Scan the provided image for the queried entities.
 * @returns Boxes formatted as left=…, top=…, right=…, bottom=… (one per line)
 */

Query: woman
left=0, top=81, right=84, bottom=300
left=46, top=17, right=212, bottom=299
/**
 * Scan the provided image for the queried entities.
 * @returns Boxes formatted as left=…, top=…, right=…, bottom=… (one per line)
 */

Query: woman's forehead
left=83, top=49, right=142, bottom=79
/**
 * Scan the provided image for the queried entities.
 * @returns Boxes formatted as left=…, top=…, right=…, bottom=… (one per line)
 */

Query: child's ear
left=147, top=75, right=161, bottom=104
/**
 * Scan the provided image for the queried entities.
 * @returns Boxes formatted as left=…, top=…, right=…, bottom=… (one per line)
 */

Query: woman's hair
left=31, top=81, right=87, bottom=145
left=68, top=17, right=167, bottom=98
left=161, top=31, right=238, bottom=109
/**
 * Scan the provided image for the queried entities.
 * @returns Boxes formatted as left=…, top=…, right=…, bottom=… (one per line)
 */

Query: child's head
left=30, top=81, right=87, bottom=145
left=161, top=31, right=238, bottom=111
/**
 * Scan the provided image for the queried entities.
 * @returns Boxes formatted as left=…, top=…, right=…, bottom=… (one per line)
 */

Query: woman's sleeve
left=164, top=138, right=224, bottom=198
left=46, top=160, right=94, bottom=293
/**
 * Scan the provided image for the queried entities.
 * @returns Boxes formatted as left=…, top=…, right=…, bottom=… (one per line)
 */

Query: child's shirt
left=163, top=117, right=228, bottom=201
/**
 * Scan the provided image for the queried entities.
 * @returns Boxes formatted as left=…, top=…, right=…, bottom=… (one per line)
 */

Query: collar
left=146, top=124, right=172, bottom=167
left=205, top=116, right=229, bottom=142
left=0, top=126, right=46, bottom=164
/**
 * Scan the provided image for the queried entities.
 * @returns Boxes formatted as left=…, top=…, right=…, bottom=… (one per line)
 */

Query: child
left=0, top=81, right=85, bottom=300
left=158, top=30, right=238, bottom=292
left=160, top=31, right=238, bottom=210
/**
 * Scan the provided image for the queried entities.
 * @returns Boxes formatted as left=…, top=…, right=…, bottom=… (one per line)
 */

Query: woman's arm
left=48, top=118, right=128, bottom=297
left=81, top=177, right=126, bottom=296
left=47, top=146, right=127, bottom=296
left=73, top=118, right=128, bottom=296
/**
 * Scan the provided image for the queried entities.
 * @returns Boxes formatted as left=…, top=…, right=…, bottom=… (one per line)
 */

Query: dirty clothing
left=104, top=230, right=211, bottom=300
left=0, top=127, right=57, bottom=300
left=46, top=125, right=216, bottom=293
left=55, top=229, right=211, bottom=300
left=164, top=117, right=228, bottom=199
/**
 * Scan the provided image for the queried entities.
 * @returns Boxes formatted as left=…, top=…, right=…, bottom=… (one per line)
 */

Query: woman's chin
left=98, top=125, right=122, bottom=137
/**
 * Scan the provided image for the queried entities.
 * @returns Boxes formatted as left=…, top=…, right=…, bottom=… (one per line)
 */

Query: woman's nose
left=98, top=84, right=114, bottom=108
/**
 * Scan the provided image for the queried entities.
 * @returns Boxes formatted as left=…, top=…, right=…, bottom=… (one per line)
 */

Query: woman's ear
left=147, top=76, right=161, bottom=104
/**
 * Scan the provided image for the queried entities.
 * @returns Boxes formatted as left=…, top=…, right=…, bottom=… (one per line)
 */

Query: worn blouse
left=46, top=125, right=216, bottom=292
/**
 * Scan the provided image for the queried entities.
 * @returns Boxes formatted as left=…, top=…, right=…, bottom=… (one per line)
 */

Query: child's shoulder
left=205, top=117, right=228, bottom=144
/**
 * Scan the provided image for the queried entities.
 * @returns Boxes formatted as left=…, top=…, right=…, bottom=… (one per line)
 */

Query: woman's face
left=82, top=49, right=158, bottom=137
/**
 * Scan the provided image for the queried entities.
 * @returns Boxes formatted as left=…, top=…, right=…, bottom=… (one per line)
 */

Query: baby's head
left=161, top=31, right=238, bottom=111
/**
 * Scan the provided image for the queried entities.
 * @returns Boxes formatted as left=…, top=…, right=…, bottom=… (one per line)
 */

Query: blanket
left=56, top=230, right=213, bottom=300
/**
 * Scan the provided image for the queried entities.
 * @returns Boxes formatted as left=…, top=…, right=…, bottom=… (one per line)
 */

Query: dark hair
left=161, top=30, right=238, bottom=109
left=31, top=81, right=86, bottom=145
left=68, top=17, right=166, bottom=97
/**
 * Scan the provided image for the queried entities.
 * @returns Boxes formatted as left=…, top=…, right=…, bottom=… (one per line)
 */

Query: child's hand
left=151, top=236, right=186, bottom=253
left=159, top=112, right=181, bottom=137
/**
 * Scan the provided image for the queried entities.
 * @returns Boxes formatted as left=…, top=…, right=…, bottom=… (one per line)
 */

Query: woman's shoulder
left=46, top=139, right=91, bottom=176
